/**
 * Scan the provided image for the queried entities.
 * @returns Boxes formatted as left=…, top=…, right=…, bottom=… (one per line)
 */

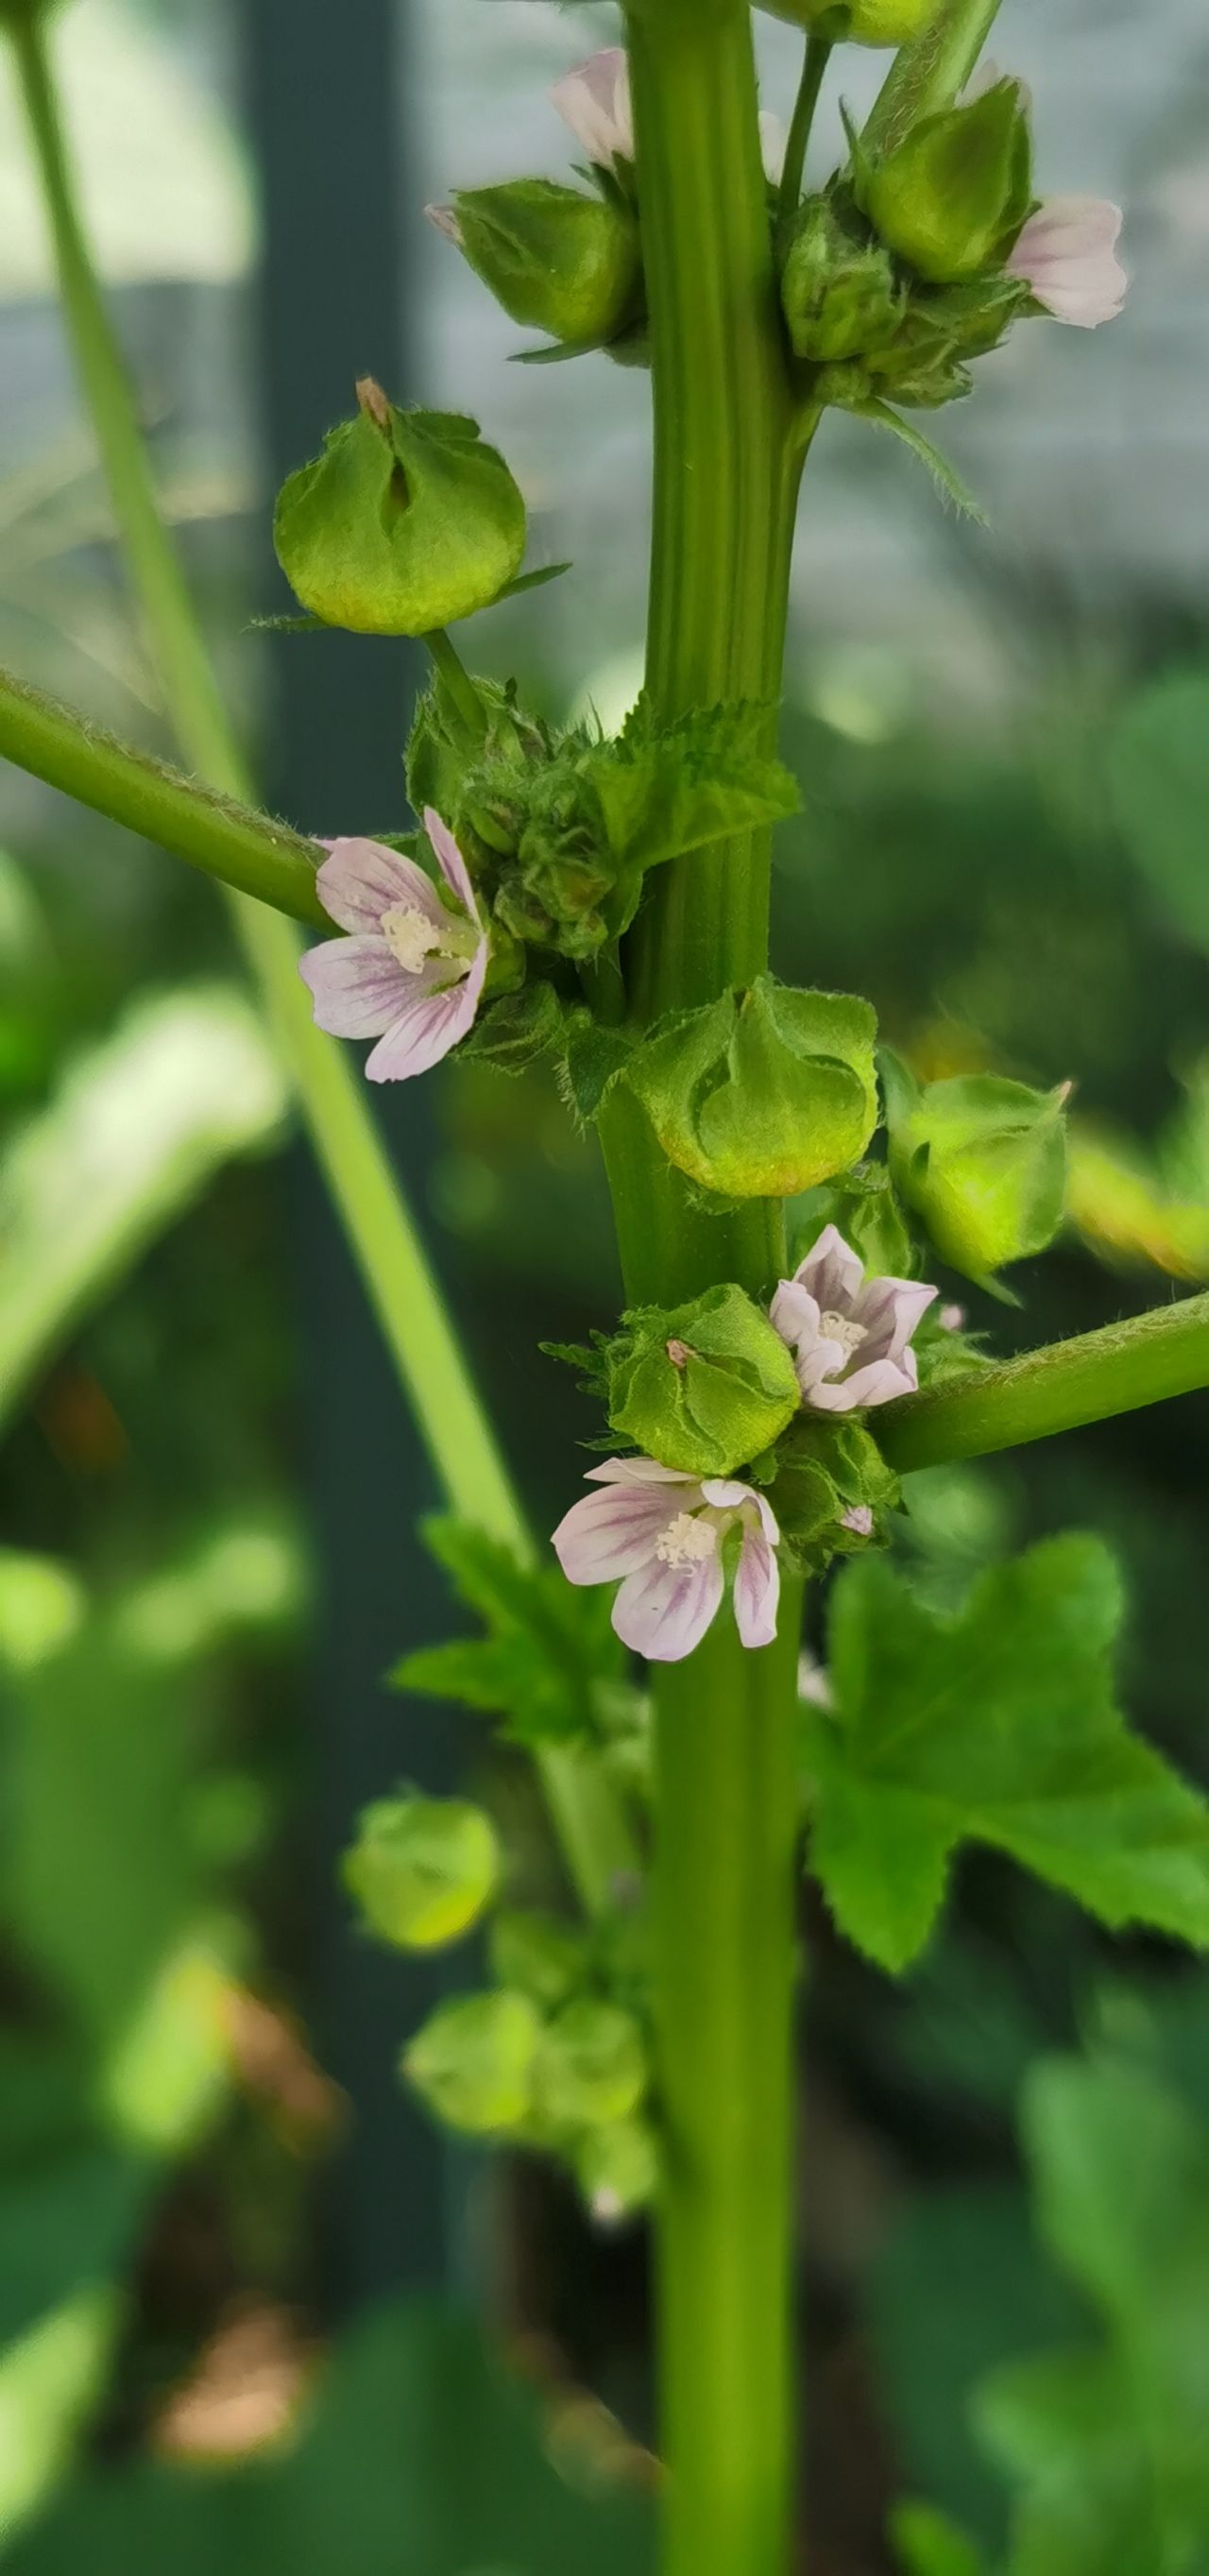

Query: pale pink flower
left=940, top=1303, right=966, bottom=1333
left=553, top=1458, right=780, bottom=1663
left=1008, top=196, right=1127, bottom=328
left=553, top=47, right=783, bottom=183
left=552, top=48, right=634, bottom=172
left=771, top=1225, right=938, bottom=1413
left=298, top=810, right=487, bottom=1083
left=841, top=1505, right=875, bottom=1539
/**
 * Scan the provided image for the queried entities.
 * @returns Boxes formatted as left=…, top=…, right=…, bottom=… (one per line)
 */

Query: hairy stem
left=879, top=1291, right=1209, bottom=1473
left=604, top=8, right=803, bottom=2572
left=863, top=0, right=1005, bottom=156
left=8, top=9, right=637, bottom=1915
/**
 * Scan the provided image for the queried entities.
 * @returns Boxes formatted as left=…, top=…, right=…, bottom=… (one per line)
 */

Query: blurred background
left=1, top=2, right=1207, bottom=2570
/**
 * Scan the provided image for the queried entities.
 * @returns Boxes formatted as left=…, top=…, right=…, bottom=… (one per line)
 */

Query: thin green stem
left=863, top=0, right=1004, bottom=157
left=777, top=36, right=832, bottom=231
left=421, top=627, right=485, bottom=735
left=0, top=666, right=328, bottom=928
left=879, top=1291, right=1209, bottom=1474
left=9, top=9, right=637, bottom=1916
left=607, top=9, right=804, bottom=2573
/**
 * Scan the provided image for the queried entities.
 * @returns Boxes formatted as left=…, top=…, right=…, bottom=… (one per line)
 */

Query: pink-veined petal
left=853, top=1275, right=939, bottom=1364
left=585, top=1459, right=703, bottom=1493
left=733, top=1520, right=780, bottom=1650
left=809, top=1349, right=918, bottom=1412
left=551, top=47, right=633, bottom=170
left=794, top=1225, right=865, bottom=1315
left=794, top=1336, right=850, bottom=1398
left=612, top=1551, right=724, bottom=1663
left=770, top=1278, right=823, bottom=1349
left=363, top=940, right=485, bottom=1083
left=841, top=1506, right=874, bottom=1538
left=552, top=1482, right=682, bottom=1586
left=315, top=837, right=447, bottom=936
left=298, top=933, right=408, bottom=1036
left=422, top=808, right=482, bottom=927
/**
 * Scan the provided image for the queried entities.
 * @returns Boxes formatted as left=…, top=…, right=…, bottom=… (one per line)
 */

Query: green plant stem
left=777, top=35, right=832, bottom=229
left=863, top=0, right=1004, bottom=156
left=879, top=1291, right=1209, bottom=1473
left=605, top=9, right=803, bottom=2573
left=421, top=626, right=485, bottom=734
left=9, top=7, right=637, bottom=1918
left=0, top=665, right=328, bottom=928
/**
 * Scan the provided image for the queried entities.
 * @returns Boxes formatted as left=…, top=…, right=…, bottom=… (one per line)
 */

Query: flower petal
left=612, top=1551, right=724, bottom=1663
left=840, top=1506, right=874, bottom=1538
left=1008, top=197, right=1127, bottom=328
left=298, top=934, right=408, bottom=1036
left=809, top=1349, right=918, bottom=1412
left=852, top=1274, right=939, bottom=1366
left=733, top=1519, right=780, bottom=1650
left=315, top=837, right=447, bottom=936
left=423, top=808, right=482, bottom=927
left=770, top=1278, right=823, bottom=1349
left=553, top=1483, right=679, bottom=1586
left=793, top=1225, right=865, bottom=1316
left=363, top=941, right=486, bottom=1082
left=585, top=1459, right=702, bottom=1493
left=551, top=46, right=633, bottom=170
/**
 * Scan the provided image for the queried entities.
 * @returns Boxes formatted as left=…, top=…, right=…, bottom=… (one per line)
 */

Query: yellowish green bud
left=444, top=181, right=641, bottom=350
left=859, top=83, right=1033, bottom=285
left=761, top=0, right=939, bottom=40
left=488, top=1909, right=588, bottom=2010
left=625, top=976, right=878, bottom=1201
left=574, top=2117, right=659, bottom=2225
left=532, top=1999, right=648, bottom=2131
left=606, top=1283, right=801, bottom=1478
left=403, top=1989, right=540, bottom=2136
left=273, top=379, right=526, bottom=636
left=343, top=1795, right=500, bottom=1951
left=781, top=196, right=904, bottom=363
left=882, top=1053, right=1068, bottom=1283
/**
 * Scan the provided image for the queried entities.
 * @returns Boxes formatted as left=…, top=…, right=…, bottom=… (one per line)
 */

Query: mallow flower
left=553, top=1458, right=780, bottom=1663
left=1007, top=196, right=1127, bottom=328
left=552, top=46, right=786, bottom=184
left=298, top=810, right=487, bottom=1083
left=771, top=1225, right=937, bottom=1412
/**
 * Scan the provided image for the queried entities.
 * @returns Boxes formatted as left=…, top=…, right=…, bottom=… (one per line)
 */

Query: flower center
left=820, top=1310, right=868, bottom=1362
left=655, top=1510, right=718, bottom=1571
left=381, top=903, right=445, bottom=976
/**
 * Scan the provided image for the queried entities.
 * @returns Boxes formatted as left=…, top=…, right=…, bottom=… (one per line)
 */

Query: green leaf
left=582, top=698, right=800, bottom=875
left=497, top=558, right=572, bottom=597
left=890, top=2499, right=988, bottom=2576
left=558, top=1011, right=634, bottom=1125
left=855, top=401, right=989, bottom=525
left=391, top=1519, right=625, bottom=1749
left=1107, top=667, right=1209, bottom=955
left=805, top=1538, right=1209, bottom=1972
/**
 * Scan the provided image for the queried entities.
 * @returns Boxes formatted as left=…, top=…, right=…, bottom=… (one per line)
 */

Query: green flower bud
left=343, top=1795, right=500, bottom=1951
left=606, top=1283, right=801, bottom=1478
left=403, top=1990, right=540, bottom=2136
left=274, top=379, right=526, bottom=636
left=882, top=1053, right=1068, bottom=1283
left=532, top=2000, right=648, bottom=2131
left=574, top=2117, right=659, bottom=2225
left=488, top=1909, right=589, bottom=2010
left=781, top=196, right=904, bottom=363
left=625, top=976, right=878, bottom=1201
left=794, top=1165, right=914, bottom=1280
left=858, top=83, right=1033, bottom=285
left=769, top=1416, right=901, bottom=1566
left=441, top=182, right=641, bottom=350
left=761, top=0, right=940, bottom=43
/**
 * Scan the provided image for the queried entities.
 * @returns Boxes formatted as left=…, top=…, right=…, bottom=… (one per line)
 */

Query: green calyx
left=342, top=1794, right=501, bottom=1951
left=781, top=196, right=904, bottom=364
left=605, top=1282, right=801, bottom=1478
left=273, top=380, right=526, bottom=636
left=624, top=976, right=878, bottom=1201
left=857, top=80, right=1033, bottom=285
left=447, top=179, right=643, bottom=350
left=881, top=1050, right=1069, bottom=1285
left=488, top=1908, right=590, bottom=2010
left=760, top=0, right=940, bottom=43
left=532, top=1998, right=648, bottom=2130
left=792, top=1163, right=915, bottom=1279
left=403, top=1989, right=542, bottom=2136
left=762, top=1415, right=901, bottom=1570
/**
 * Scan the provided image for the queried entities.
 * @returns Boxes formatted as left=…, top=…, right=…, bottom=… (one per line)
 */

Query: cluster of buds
left=403, top=1906, right=656, bottom=2226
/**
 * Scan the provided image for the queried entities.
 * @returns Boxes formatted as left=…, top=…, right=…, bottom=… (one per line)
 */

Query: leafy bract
left=392, top=1518, right=627, bottom=1749
left=805, top=1538, right=1209, bottom=1972
left=582, top=696, right=799, bottom=874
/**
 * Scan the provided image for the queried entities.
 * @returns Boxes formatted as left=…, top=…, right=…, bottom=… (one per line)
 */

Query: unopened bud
left=488, top=1909, right=588, bottom=2010
left=606, top=1283, right=801, bottom=1479
left=882, top=1051, right=1068, bottom=1283
left=859, top=82, right=1033, bottom=284
left=439, top=180, right=641, bottom=350
left=403, top=1990, right=540, bottom=2135
left=761, top=0, right=939, bottom=41
left=533, top=1999, right=648, bottom=2131
left=274, top=384, right=526, bottom=635
left=781, top=196, right=903, bottom=363
left=625, top=975, right=878, bottom=1201
left=574, top=2117, right=659, bottom=2226
left=343, top=1795, right=500, bottom=1951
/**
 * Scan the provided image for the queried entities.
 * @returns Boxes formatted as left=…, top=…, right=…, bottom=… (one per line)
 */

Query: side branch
left=0, top=667, right=328, bottom=932
left=879, top=1291, right=1209, bottom=1472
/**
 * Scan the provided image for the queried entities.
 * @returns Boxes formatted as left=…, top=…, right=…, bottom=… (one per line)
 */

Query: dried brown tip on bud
left=665, top=1339, right=691, bottom=1370
left=355, top=375, right=391, bottom=430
